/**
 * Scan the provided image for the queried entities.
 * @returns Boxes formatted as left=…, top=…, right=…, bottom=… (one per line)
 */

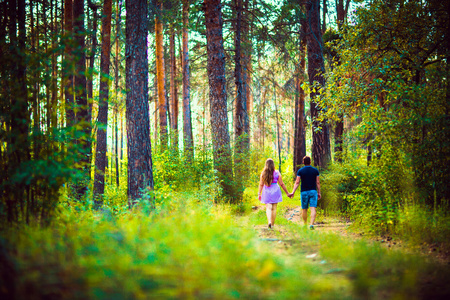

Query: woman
left=258, top=158, right=289, bottom=229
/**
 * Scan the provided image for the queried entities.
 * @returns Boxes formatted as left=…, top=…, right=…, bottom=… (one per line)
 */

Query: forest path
left=251, top=205, right=448, bottom=263
left=249, top=205, right=450, bottom=299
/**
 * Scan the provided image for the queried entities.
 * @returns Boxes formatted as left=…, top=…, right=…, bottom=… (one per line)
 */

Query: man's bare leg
left=310, top=207, right=317, bottom=225
left=302, top=209, right=308, bottom=225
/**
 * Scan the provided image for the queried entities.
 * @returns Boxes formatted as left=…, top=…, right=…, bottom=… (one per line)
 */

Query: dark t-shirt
left=297, top=166, right=319, bottom=192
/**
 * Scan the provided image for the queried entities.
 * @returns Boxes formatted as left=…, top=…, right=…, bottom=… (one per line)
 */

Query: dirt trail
left=284, top=206, right=353, bottom=235
left=252, top=205, right=449, bottom=264
left=284, top=206, right=450, bottom=263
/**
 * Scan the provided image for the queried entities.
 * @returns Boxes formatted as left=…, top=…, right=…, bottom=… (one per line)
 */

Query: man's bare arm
left=291, top=176, right=301, bottom=195
left=316, top=176, right=321, bottom=199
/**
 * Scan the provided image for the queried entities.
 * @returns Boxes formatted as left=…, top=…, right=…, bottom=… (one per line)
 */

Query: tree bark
left=115, top=0, right=121, bottom=186
left=244, top=0, right=252, bottom=143
left=306, top=0, right=330, bottom=168
left=322, top=0, right=327, bottom=34
left=233, top=0, right=249, bottom=200
left=169, top=25, right=179, bottom=151
left=6, top=0, right=29, bottom=223
left=73, top=0, right=91, bottom=197
left=87, top=0, right=99, bottom=123
left=274, top=83, right=282, bottom=173
left=333, top=0, right=350, bottom=162
left=126, top=0, right=154, bottom=206
left=155, top=0, right=167, bottom=148
left=93, top=0, right=113, bottom=204
left=293, top=12, right=307, bottom=175
left=234, top=0, right=249, bottom=149
left=64, top=0, right=74, bottom=127
left=261, top=86, right=266, bottom=149
left=182, top=0, right=194, bottom=160
left=50, top=0, right=58, bottom=129
left=204, top=0, right=234, bottom=201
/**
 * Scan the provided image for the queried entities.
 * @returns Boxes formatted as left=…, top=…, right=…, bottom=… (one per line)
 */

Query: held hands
left=287, top=192, right=294, bottom=199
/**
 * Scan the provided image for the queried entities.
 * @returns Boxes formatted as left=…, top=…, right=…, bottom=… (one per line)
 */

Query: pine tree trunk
left=115, top=0, right=121, bottom=186
left=244, top=0, right=252, bottom=143
left=155, top=1, right=167, bottom=148
left=6, top=0, right=29, bottom=223
left=274, top=83, right=282, bottom=173
left=154, top=74, right=158, bottom=145
left=44, top=1, right=50, bottom=131
left=87, top=1, right=99, bottom=124
left=234, top=0, right=249, bottom=200
left=73, top=0, right=91, bottom=197
left=182, top=0, right=194, bottom=161
left=306, top=0, right=330, bottom=168
left=333, top=0, right=349, bottom=162
left=64, top=0, right=75, bottom=127
left=51, top=0, right=58, bottom=129
left=234, top=0, right=248, bottom=146
left=293, top=12, right=307, bottom=175
left=93, top=0, right=113, bottom=204
left=322, top=0, right=327, bottom=34
left=204, top=0, right=234, bottom=201
left=169, top=25, right=179, bottom=151
left=261, top=87, right=266, bottom=149
left=126, top=0, right=154, bottom=206
left=115, top=108, right=119, bottom=187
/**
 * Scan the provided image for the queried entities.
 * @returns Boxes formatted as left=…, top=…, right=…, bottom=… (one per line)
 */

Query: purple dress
left=261, top=171, right=283, bottom=204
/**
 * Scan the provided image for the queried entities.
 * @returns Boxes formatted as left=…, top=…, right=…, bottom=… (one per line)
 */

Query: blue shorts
left=301, top=190, right=318, bottom=209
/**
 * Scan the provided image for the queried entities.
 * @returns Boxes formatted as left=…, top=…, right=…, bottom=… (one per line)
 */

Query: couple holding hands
left=258, top=156, right=321, bottom=230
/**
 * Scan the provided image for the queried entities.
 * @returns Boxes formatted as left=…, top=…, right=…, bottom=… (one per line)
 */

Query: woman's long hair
left=262, top=158, right=275, bottom=186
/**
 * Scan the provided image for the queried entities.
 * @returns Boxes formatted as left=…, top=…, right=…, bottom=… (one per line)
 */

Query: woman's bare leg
left=271, top=203, right=277, bottom=226
left=266, top=204, right=272, bottom=226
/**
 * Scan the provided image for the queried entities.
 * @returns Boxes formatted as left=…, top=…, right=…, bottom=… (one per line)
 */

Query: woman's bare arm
left=258, top=173, right=264, bottom=200
left=278, top=173, right=290, bottom=195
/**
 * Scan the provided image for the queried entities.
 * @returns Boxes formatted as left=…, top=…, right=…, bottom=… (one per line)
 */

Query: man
left=289, top=156, right=321, bottom=229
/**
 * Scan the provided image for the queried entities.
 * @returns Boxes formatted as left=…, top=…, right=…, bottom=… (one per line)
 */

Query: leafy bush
left=396, top=200, right=450, bottom=247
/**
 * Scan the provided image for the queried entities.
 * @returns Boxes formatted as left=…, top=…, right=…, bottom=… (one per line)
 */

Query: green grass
left=1, top=187, right=448, bottom=299
left=0, top=192, right=346, bottom=299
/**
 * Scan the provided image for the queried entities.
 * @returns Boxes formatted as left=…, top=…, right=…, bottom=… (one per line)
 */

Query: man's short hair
left=303, top=156, right=311, bottom=165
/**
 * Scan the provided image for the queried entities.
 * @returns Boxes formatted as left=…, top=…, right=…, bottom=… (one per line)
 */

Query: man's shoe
left=309, top=225, right=314, bottom=230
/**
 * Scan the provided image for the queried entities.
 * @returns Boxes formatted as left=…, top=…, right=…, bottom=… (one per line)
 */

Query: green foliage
left=152, top=147, right=215, bottom=193
left=309, top=230, right=424, bottom=299
left=346, top=147, right=411, bottom=234
left=319, top=147, right=413, bottom=235
left=0, top=193, right=339, bottom=299
left=321, top=149, right=450, bottom=247
left=396, top=200, right=450, bottom=247
left=323, top=0, right=450, bottom=208
left=1, top=164, right=448, bottom=299
left=0, top=127, right=90, bottom=226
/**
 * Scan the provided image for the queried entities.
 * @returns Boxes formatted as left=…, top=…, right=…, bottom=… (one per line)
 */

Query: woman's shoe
left=268, top=223, right=272, bottom=229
